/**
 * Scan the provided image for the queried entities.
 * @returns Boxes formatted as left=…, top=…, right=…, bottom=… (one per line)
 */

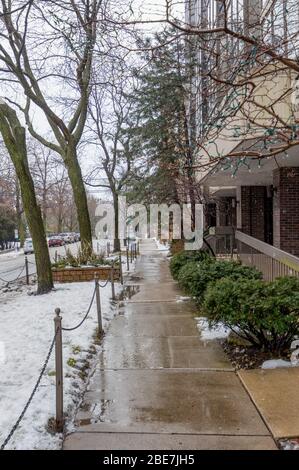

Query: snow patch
left=261, top=359, right=293, bottom=370
left=0, top=280, right=122, bottom=450
left=154, top=238, right=170, bottom=253
left=176, top=296, right=191, bottom=303
left=195, top=317, right=230, bottom=340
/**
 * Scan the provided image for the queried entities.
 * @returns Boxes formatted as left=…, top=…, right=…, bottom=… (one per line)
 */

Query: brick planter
left=52, top=266, right=120, bottom=283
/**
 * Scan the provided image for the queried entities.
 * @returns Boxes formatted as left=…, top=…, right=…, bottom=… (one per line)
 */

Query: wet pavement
left=64, top=240, right=277, bottom=450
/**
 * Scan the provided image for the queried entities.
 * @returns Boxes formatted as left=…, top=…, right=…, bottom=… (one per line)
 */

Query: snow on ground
left=154, top=238, right=170, bottom=253
left=261, top=359, right=293, bottom=370
left=280, top=438, right=299, bottom=450
left=0, top=280, right=122, bottom=450
left=195, top=317, right=230, bottom=341
left=176, top=296, right=191, bottom=303
left=0, top=249, right=24, bottom=259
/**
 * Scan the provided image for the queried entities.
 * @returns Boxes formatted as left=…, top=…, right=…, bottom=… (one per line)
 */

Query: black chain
left=62, top=287, right=96, bottom=332
left=1, top=279, right=104, bottom=448
left=98, top=279, right=109, bottom=288
left=0, top=264, right=26, bottom=284
left=0, top=265, right=25, bottom=275
left=27, top=260, right=36, bottom=266
left=0, top=333, right=57, bottom=451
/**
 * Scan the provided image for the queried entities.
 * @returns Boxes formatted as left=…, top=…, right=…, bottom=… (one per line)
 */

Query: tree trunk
left=0, top=104, right=53, bottom=294
left=15, top=180, right=26, bottom=247
left=113, top=192, right=121, bottom=252
left=65, top=142, right=93, bottom=255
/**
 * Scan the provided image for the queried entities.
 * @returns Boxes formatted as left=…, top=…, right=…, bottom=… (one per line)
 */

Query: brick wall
left=273, top=167, right=299, bottom=256
left=52, top=266, right=120, bottom=283
left=241, top=186, right=267, bottom=241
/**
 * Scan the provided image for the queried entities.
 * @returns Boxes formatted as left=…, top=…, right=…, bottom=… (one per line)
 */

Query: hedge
left=203, top=276, right=299, bottom=353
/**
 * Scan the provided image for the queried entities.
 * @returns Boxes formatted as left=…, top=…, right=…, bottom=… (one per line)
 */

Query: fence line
left=0, top=257, right=37, bottom=286
left=0, top=281, right=100, bottom=450
left=0, top=246, right=140, bottom=449
left=0, top=257, right=133, bottom=448
left=0, top=264, right=26, bottom=284
left=0, top=333, right=57, bottom=450
left=236, top=230, right=299, bottom=281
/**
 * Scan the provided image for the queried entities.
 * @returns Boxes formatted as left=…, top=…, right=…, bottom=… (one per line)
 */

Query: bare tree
left=0, top=101, right=53, bottom=294
left=28, top=141, right=61, bottom=229
left=0, top=0, right=103, bottom=253
left=101, top=1, right=299, bottom=168
left=0, top=142, right=27, bottom=245
left=86, top=64, right=138, bottom=251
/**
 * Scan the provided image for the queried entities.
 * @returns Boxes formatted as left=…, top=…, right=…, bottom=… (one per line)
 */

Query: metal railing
left=205, top=227, right=235, bottom=258
left=236, top=230, right=299, bottom=281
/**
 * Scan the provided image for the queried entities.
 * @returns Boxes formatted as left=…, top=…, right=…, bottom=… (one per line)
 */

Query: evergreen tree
left=127, top=30, right=198, bottom=215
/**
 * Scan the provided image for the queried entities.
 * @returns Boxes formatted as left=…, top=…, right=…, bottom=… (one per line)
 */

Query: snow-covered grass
left=195, top=317, right=230, bottom=341
left=0, top=280, right=121, bottom=450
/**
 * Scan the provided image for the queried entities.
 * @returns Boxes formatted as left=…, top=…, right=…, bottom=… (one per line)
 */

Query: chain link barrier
left=98, top=279, right=110, bottom=288
left=0, top=332, right=58, bottom=450
left=61, top=286, right=97, bottom=332
left=0, top=258, right=126, bottom=449
left=0, top=264, right=26, bottom=284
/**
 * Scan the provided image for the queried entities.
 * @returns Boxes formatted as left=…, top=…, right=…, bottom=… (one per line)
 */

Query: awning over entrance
left=199, top=143, right=299, bottom=188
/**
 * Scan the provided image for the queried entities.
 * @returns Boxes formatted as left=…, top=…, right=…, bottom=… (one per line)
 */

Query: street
left=0, top=243, right=81, bottom=285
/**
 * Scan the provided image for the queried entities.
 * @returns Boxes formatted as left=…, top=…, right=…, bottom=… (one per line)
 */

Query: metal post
left=25, top=256, right=29, bottom=285
left=54, top=308, right=64, bottom=432
left=119, top=253, right=123, bottom=285
left=55, top=251, right=58, bottom=263
left=95, top=278, right=102, bottom=334
left=130, top=245, right=133, bottom=263
left=110, top=265, right=115, bottom=300
left=134, top=243, right=137, bottom=260
left=126, top=246, right=130, bottom=271
left=137, top=241, right=140, bottom=255
left=97, top=242, right=100, bottom=253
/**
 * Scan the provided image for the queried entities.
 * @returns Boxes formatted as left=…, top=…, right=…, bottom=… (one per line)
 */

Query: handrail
left=235, top=230, right=299, bottom=272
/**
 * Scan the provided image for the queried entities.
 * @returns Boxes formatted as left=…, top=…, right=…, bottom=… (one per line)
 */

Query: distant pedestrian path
left=64, top=239, right=276, bottom=450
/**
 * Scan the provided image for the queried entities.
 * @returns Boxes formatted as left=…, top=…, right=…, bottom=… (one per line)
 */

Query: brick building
left=201, top=155, right=299, bottom=257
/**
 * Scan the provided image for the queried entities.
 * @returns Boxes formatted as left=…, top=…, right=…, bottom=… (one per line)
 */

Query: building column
left=273, top=168, right=299, bottom=256
left=240, top=186, right=267, bottom=242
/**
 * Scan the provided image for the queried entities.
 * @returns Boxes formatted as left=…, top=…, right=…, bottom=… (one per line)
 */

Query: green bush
left=178, top=259, right=262, bottom=303
left=51, top=249, right=116, bottom=269
left=170, top=250, right=211, bottom=280
left=203, top=276, right=299, bottom=353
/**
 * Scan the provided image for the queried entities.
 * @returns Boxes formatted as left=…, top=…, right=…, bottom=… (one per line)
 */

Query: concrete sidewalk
left=64, top=240, right=277, bottom=450
left=239, top=368, right=299, bottom=439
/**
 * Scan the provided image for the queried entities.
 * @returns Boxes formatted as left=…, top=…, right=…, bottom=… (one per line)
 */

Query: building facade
left=185, top=0, right=299, bottom=261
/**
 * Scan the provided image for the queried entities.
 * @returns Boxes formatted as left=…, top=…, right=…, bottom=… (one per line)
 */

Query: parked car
left=71, top=232, right=80, bottom=242
left=24, top=238, right=34, bottom=255
left=59, top=233, right=73, bottom=244
left=48, top=236, right=65, bottom=248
